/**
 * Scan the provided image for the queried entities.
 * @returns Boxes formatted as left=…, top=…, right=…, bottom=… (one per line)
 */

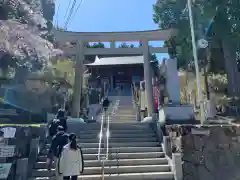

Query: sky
left=53, top=0, right=169, bottom=60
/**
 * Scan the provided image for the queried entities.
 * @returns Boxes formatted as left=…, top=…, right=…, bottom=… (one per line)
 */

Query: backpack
left=56, top=133, right=69, bottom=157
left=49, top=119, right=60, bottom=137
left=59, top=118, right=67, bottom=132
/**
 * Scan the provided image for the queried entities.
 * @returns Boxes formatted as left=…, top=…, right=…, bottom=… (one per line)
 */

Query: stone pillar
left=16, top=158, right=28, bottom=180
left=28, top=138, right=40, bottom=174
left=110, top=41, right=115, bottom=48
left=172, top=153, right=183, bottom=180
left=142, top=40, right=154, bottom=116
left=166, top=57, right=180, bottom=104
left=72, top=41, right=84, bottom=117
left=110, top=74, right=114, bottom=91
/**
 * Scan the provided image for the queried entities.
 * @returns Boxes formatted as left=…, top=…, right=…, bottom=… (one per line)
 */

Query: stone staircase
left=111, top=105, right=137, bottom=123
left=108, top=95, right=138, bottom=123
left=29, top=123, right=174, bottom=180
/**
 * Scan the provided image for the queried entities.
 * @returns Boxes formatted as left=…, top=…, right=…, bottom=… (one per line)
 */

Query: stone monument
left=159, top=58, right=195, bottom=125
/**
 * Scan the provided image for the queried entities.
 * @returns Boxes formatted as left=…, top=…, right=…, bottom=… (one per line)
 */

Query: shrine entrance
left=54, top=29, right=177, bottom=117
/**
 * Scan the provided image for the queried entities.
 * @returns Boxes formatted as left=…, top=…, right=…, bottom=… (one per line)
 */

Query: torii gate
left=54, top=29, right=177, bottom=118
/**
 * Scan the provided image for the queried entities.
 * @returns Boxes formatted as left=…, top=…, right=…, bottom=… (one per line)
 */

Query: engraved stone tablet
left=0, top=146, right=15, bottom=158
left=0, top=163, right=12, bottom=179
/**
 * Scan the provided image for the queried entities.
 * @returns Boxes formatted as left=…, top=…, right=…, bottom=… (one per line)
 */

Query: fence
left=0, top=125, right=46, bottom=180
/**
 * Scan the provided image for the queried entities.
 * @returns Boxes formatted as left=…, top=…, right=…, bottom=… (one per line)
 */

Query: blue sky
left=53, top=0, right=169, bottom=60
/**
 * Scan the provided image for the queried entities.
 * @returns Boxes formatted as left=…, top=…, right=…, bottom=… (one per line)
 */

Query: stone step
left=111, top=109, right=136, bottom=114
left=43, top=137, right=157, bottom=144
left=111, top=109, right=135, bottom=112
left=67, top=137, right=158, bottom=143
left=111, top=116, right=136, bottom=118
left=35, top=157, right=168, bottom=169
left=38, top=152, right=165, bottom=162
left=76, top=132, right=156, bottom=139
left=30, top=122, right=172, bottom=180
left=109, top=119, right=137, bottom=122
left=115, top=108, right=136, bottom=114
left=75, top=129, right=154, bottom=135
left=110, top=115, right=137, bottom=117
left=73, top=123, right=151, bottom=130
left=45, top=142, right=159, bottom=149
left=30, top=172, right=174, bottom=180
left=79, top=142, right=160, bottom=148
left=41, top=146, right=163, bottom=155
left=33, top=164, right=171, bottom=177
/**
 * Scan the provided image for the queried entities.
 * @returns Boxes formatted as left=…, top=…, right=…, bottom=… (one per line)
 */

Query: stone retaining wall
left=165, top=124, right=240, bottom=180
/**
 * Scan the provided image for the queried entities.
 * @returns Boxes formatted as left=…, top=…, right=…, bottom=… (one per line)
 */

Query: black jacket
left=58, top=117, right=67, bottom=132
left=102, top=98, right=110, bottom=108
left=48, top=119, right=60, bottom=137
left=49, top=131, right=69, bottom=157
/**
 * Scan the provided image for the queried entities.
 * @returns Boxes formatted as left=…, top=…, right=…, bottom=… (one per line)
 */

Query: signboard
left=0, top=163, right=12, bottom=179
left=1, top=127, right=16, bottom=138
left=0, top=146, right=15, bottom=158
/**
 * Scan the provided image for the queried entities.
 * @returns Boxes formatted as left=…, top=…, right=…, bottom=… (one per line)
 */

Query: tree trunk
left=221, top=39, right=240, bottom=97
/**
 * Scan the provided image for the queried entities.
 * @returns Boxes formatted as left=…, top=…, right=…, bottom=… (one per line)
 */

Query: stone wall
left=166, top=124, right=240, bottom=180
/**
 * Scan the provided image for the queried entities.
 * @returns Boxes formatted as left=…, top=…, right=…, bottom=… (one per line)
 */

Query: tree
left=85, top=42, right=105, bottom=48
left=118, top=43, right=135, bottom=48
left=153, top=0, right=240, bottom=96
left=153, top=0, right=201, bottom=69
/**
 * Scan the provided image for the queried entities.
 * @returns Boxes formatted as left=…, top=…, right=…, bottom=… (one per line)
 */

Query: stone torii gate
left=54, top=29, right=177, bottom=118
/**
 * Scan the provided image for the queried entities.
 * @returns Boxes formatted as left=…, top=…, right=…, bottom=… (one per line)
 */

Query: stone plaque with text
left=0, top=146, right=15, bottom=158
left=0, top=163, right=12, bottom=179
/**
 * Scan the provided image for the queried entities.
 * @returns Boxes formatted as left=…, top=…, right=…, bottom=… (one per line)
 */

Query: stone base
left=159, top=105, right=196, bottom=126
left=166, top=124, right=240, bottom=180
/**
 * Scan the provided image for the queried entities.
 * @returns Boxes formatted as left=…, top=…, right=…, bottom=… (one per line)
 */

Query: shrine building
left=86, top=55, right=145, bottom=94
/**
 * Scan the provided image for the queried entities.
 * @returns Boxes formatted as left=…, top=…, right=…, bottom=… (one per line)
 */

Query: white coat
left=58, top=143, right=84, bottom=177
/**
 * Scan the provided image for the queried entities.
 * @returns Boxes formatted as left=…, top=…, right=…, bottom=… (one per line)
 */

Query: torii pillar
left=142, top=40, right=154, bottom=116
left=72, top=41, right=84, bottom=117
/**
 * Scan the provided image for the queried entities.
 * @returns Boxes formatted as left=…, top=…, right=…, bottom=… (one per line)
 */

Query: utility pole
left=187, top=0, right=206, bottom=124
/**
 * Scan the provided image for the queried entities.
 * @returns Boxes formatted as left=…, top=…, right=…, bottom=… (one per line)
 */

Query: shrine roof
left=86, top=56, right=143, bottom=66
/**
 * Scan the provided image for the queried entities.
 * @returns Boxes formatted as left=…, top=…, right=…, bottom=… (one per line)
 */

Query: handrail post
left=97, top=115, right=104, bottom=160
left=106, top=114, right=110, bottom=159
left=98, top=107, right=111, bottom=180
left=101, top=160, right=105, bottom=180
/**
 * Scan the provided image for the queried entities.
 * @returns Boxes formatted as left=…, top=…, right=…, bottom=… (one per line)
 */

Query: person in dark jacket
left=102, top=97, right=110, bottom=110
left=48, top=119, right=60, bottom=138
left=47, top=126, right=69, bottom=177
left=56, top=109, right=68, bottom=132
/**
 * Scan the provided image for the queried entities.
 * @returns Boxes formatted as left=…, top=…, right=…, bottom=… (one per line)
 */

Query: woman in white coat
left=58, top=133, right=84, bottom=180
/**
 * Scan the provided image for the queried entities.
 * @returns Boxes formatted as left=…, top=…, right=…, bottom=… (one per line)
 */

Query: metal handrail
left=97, top=112, right=110, bottom=160
left=97, top=110, right=110, bottom=180
left=106, top=112, right=110, bottom=160
left=98, top=93, right=121, bottom=179
left=97, top=114, right=104, bottom=161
